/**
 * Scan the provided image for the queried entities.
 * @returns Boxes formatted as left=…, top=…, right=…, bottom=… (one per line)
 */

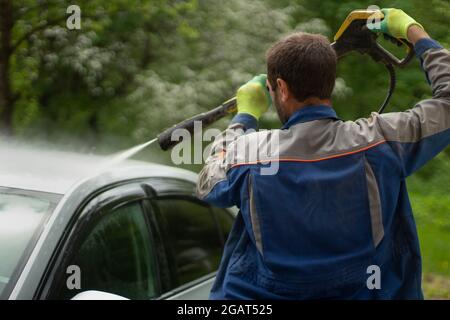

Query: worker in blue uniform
left=197, top=8, right=450, bottom=299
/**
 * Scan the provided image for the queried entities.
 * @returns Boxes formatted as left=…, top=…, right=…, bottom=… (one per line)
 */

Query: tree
left=0, top=0, right=198, bottom=138
left=0, top=0, right=71, bottom=134
left=0, top=0, right=16, bottom=134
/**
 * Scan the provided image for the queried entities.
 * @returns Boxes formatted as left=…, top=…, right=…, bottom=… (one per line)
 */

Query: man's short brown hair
left=266, top=32, right=337, bottom=102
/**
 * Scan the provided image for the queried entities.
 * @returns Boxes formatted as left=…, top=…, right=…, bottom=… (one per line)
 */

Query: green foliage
left=8, top=0, right=448, bottom=142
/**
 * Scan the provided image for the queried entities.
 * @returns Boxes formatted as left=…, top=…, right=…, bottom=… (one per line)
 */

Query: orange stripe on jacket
left=230, top=139, right=387, bottom=168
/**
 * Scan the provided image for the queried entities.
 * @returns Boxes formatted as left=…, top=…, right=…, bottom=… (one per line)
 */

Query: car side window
left=155, top=198, right=223, bottom=289
left=212, top=208, right=234, bottom=244
left=56, top=202, right=158, bottom=300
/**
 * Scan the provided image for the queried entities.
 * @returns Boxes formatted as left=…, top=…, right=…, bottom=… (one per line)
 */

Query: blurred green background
left=1, top=0, right=448, bottom=298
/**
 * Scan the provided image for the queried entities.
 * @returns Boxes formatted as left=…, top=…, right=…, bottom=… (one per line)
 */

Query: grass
left=422, top=273, right=450, bottom=299
left=412, top=193, right=450, bottom=277
left=408, top=159, right=450, bottom=300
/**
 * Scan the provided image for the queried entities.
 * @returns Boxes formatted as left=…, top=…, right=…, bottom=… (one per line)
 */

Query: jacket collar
left=281, top=104, right=339, bottom=129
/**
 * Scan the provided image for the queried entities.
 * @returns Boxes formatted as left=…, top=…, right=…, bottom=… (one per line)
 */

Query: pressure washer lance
left=157, top=9, right=415, bottom=151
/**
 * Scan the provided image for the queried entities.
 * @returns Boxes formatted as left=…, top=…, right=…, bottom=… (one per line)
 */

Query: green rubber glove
left=370, top=8, right=424, bottom=41
left=236, top=74, right=271, bottom=120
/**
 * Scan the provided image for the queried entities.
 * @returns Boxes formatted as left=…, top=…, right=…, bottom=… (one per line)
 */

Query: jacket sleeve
left=375, top=39, right=450, bottom=177
left=196, top=114, right=256, bottom=207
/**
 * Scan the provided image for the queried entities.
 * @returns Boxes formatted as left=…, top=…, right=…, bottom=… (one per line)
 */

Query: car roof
left=0, top=141, right=197, bottom=195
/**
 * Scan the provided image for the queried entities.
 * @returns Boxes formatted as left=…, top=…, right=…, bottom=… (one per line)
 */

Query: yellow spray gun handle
left=333, top=9, right=414, bottom=67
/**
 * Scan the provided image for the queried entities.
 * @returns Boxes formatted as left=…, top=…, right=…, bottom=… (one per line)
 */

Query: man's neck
left=286, top=98, right=332, bottom=117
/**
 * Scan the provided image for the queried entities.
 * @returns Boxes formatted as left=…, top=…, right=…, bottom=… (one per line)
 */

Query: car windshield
left=0, top=189, right=60, bottom=298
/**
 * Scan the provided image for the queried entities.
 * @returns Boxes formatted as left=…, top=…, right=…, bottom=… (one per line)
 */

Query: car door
left=42, top=183, right=162, bottom=300
left=40, top=178, right=234, bottom=300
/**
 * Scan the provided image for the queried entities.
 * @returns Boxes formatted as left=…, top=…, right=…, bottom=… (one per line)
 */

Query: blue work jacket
left=197, top=39, right=449, bottom=299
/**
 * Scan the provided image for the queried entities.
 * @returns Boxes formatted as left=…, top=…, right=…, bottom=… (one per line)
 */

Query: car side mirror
left=71, top=290, right=129, bottom=300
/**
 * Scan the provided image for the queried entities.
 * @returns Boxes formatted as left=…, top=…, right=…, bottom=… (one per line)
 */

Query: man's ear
left=276, top=78, right=290, bottom=102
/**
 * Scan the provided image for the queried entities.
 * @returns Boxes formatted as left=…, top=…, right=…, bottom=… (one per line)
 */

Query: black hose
left=378, top=63, right=396, bottom=114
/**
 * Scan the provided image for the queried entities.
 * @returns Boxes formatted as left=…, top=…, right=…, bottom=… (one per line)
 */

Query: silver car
left=0, top=144, right=235, bottom=300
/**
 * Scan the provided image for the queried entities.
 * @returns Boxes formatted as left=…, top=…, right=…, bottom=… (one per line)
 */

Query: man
left=197, top=8, right=449, bottom=299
